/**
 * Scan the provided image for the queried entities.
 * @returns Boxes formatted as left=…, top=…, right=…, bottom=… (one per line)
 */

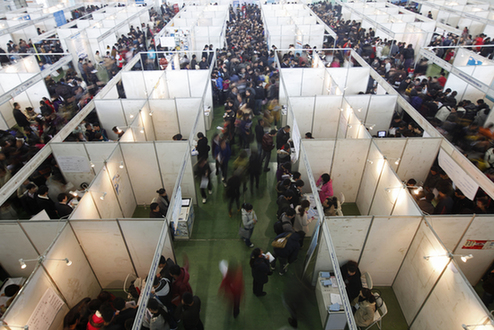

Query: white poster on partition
left=27, top=288, right=64, bottom=330
left=171, top=186, right=182, bottom=231
left=56, top=156, right=91, bottom=173
left=438, top=149, right=479, bottom=200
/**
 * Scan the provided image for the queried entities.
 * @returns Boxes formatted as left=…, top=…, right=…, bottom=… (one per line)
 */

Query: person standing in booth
left=156, top=188, right=169, bottom=217
left=341, top=260, right=363, bottom=302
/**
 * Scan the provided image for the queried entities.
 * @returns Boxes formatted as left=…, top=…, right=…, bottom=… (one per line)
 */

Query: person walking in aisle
left=249, top=248, right=271, bottom=297
left=240, top=203, right=257, bottom=247
left=261, top=129, right=276, bottom=172
left=226, top=174, right=241, bottom=217
left=197, top=157, right=212, bottom=204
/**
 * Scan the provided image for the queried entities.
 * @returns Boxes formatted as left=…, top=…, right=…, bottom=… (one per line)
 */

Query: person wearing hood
left=169, top=264, right=193, bottom=306
left=351, top=288, right=377, bottom=327
left=240, top=203, right=257, bottom=247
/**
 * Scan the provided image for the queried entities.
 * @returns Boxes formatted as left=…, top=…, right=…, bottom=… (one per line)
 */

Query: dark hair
left=159, top=255, right=166, bottom=265
left=250, top=248, right=262, bottom=267
left=361, top=288, right=376, bottom=304
left=242, top=203, right=253, bottom=211
left=407, top=179, right=417, bottom=186
left=57, top=193, right=68, bottom=202
left=286, top=208, right=296, bottom=217
left=147, top=298, right=160, bottom=311
left=169, top=264, right=181, bottom=276
left=100, top=303, right=115, bottom=323
left=113, top=297, right=125, bottom=311
left=4, top=284, right=20, bottom=297
left=88, top=299, right=102, bottom=312
left=284, top=191, right=294, bottom=199
left=150, top=202, right=159, bottom=211
left=156, top=188, right=166, bottom=194
left=26, top=183, right=36, bottom=190
left=295, top=180, right=304, bottom=188
left=197, top=132, right=204, bottom=139
left=38, top=185, right=49, bottom=195
left=182, top=292, right=193, bottom=305
left=346, top=260, right=359, bottom=273
left=321, top=173, right=330, bottom=184
left=282, top=179, right=291, bottom=187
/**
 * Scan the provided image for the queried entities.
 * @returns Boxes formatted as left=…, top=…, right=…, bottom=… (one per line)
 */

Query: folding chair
left=359, top=293, right=387, bottom=330
left=361, top=272, right=373, bottom=290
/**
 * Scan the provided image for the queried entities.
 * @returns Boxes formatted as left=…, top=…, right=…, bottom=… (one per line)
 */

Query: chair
left=361, top=272, right=373, bottom=290
left=359, top=293, right=388, bottom=330
left=339, top=192, right=346, bottom=205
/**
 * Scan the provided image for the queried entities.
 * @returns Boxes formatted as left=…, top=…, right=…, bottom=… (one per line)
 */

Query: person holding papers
left=351, top=288, right=377, bottom=328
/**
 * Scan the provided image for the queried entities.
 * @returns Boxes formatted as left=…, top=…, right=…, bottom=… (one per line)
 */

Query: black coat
left=273, top=232, right=300, bottom=263
left=21, top=193, right=42, bottom=216
left=276, top=128, right=290, bottom=149
left=36, top=195, right=58, bottom=219
left=56, top=202, right=73, bottom=218
left=250, top=255, right=270, bottom=284
left=13, top=109, right=30, bottom=128
left=196, top=137, right=210, bottom=160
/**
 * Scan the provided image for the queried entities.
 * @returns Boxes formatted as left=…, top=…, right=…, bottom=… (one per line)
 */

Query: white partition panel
left=301, top=140, right=336, bottom=188
left=122, top=71, right=146, bottom=98
left=281, top=69, right=303, bottom=96
left=122, top=99, right=146, bottom=124
left=392, top=189, right=422, bottom=216
left=314, top=223, right=335, bottom=273
left=94, top=99, right=126, bottom=141
left=43, top=225, right=101, bottom=306
left=119, top=220, right=164, bottom=277
left=366, top=95, right=397, bottom=132
left=411, top=260, right=490, bottom=330
left=3, top=266, right=69, bottom=330
left=121, top=143, right=161, bottom=204
left=176, top=98, right=203, bottom=137
left=0, top=223, right=40, bottom=276
left=290, top=97, right=314, bottom=136
left=453, top=215, right=494, bottom=285
left=345, top=67, right=370, bottom=94
left=70, top=193, right=100, bottom=219
left=51, top=143, right=94, bottom=188
left=90, top=167, right=123, bottom=219
left=71, top=221, right=135, bottom=288
left=356, top=142, right=384, bottom=215
left=85, top=143, right=118, bottom=174
left=328, top=216, right=372, bottom=265
left=20, top=221, right=65, bottom=256
left=393, top=220, right=449, bottom=324
left=312, top=96, right=341, bottom=138
left=105, top=147, right=136, bottom=218
left=369, top=163, right=402, bottom=216
left=149, top=99, right=179, bottom=140
left=187, top=70, right=210, bottom=97
left=427, top=215, right=472, bottom=252
left=331, top=139, right=370, bottom=202
left=143, top=71, right=164, bottom=96
left=373, top=138, right=406, bottom=172
left=301, top=68, right=324, bottom=96
left=155, top=142, right=195, bottom=203
left=397, top=138, right=441, bottom=183
left=166, top=70, right=191, bottom=98
left=360, top=216, right=421, bottom=286
left=345, top=95, right=370, bottom=123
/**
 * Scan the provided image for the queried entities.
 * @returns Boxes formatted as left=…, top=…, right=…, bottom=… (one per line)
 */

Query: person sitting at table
left=351, top=288, right=377, bottom=328
left=322, top=196, right=338, bottom=216
left=341, top=260, right=362, bottom=302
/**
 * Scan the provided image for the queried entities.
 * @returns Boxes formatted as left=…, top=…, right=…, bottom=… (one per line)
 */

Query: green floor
left=131, top=105, right=408, bottom=329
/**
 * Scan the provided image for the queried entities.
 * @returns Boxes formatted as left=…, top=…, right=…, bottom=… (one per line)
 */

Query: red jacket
left=171, top=267, right=193, bottom=306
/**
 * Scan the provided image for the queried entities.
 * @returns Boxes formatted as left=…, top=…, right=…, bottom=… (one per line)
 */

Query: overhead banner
left=438, top=149, right=479, bottom=200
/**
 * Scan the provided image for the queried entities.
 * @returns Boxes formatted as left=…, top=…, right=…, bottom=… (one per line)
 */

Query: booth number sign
left=462, top=240, right=494, bottom=250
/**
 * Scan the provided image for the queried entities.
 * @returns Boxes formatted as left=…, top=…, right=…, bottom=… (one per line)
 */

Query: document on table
left=330, top=276, right=338, bottom=287
left=331, top=293, right=342, bottom=305
left=321, top=279, right=332, bottom=287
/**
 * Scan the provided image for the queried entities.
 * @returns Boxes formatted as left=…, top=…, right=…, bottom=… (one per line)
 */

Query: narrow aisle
left=173, top=105, right=321, bottom=329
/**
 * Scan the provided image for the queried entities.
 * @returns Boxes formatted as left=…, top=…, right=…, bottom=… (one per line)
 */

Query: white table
left=315, top=272, right=347, bottom=330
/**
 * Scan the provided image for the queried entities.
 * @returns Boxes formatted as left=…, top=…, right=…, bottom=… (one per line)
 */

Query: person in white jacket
left=240, top=203, right=257, bottom=248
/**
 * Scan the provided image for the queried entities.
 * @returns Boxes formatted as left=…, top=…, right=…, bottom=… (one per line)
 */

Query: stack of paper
left=331, top=293, right=342, bottom=305
left=329, top=303, right=340, bottom=311
left=320, top=272, right=331, bottom=278
left=321, top=279, right=332, bottom=287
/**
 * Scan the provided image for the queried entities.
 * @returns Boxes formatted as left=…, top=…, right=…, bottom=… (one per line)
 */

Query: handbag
left=238, top=226, right=250, bottom=239
left=271, top=233, right=292, bottom=248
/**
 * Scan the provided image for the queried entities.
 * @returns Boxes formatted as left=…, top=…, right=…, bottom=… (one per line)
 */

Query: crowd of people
left=308, top=1, right=494, bottom=209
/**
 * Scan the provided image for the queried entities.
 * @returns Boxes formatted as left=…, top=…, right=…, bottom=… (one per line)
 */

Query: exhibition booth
left=155, top=4, right=228, bottom=52
left=340, top=3, right=433, bottom=57
left=0, top=54, right=73, bottom=129
left=0, top=219, right=173, bottom=330
left=314, top=215, right=494, bottom=329
left=261, top=3, right=331, bottom=49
